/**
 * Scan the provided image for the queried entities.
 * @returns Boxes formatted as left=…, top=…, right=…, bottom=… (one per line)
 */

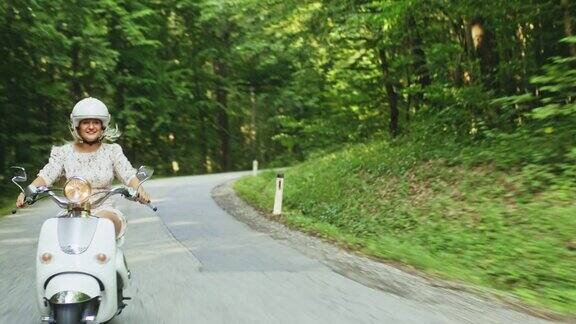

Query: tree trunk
left=470, top=18, right=499, bottom=88
left=250, top=86, right=258, bottom=159
left=407, top=14, right=430, bottom=108
left=561, top=0, right=576, bottom=57
left=213, top=60, right=230, bottom=171
left=70, top=41, right=82, bottom=100
left=0, top=116, right=5, bottom=180
left=452, top=17, right=471, bottom=87
left=197, top=107, right=208, bottom=173
left=193, top=71, right=208, bottom=173
left=378, top=48, right=400, bottom=137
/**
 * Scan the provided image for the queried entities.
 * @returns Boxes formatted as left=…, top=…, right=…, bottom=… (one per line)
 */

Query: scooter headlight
left=64, top=177, right=92, bottom=204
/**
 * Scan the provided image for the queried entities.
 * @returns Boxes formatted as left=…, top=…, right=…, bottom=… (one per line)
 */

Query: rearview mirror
left=136, top=166, right=154, bottom=182
left=10, top=166, right=27, bottom=193
left=11, top=166, right=27, bottom=183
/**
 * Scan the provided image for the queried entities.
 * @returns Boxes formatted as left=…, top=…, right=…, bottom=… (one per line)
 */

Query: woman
left=15, top=97, right=150, bottom=238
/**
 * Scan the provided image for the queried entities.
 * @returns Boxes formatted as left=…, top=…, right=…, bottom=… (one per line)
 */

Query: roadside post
left=273, top=172, right=284, bottom=215
left=252, top=160, right=258, bottom=176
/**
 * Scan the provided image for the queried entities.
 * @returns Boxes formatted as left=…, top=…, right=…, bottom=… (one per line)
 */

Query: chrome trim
left=124, top=257, right=131, bottom=279
left=49, top=291, right=92, bottom=304
left=135, top=165, right=154, bottom=191
left=10, top=166, right=27, bottom=194
left=92, top=187, right=129, bottom=208
left=60, top=209, right=93, bottom=218
left=56, top=210, right=69, bottom=217
left=47, top=190, right=70, bottom=208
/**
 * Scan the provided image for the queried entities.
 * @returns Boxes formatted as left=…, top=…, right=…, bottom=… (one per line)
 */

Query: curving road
left=0, top=172, right=553, bottom=323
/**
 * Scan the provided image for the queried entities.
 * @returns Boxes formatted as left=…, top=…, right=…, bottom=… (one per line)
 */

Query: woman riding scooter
left=15, top=97, right=151, bottom=238
left=12, top=97, right=154, bottom=323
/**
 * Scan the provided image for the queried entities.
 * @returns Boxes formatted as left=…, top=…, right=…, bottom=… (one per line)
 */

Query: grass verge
left=0, top=196, right=15, bottom=218
left=234, top=138, right=576, bottom=316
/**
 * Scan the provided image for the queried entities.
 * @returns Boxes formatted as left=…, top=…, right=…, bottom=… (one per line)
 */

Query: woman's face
left=78, top=119, right=103, bottom=143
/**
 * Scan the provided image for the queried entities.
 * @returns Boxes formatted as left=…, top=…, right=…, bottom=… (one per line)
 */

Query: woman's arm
left=111, top=144, right=151, bottom=204
left=19, top=145, right=65, bottom=208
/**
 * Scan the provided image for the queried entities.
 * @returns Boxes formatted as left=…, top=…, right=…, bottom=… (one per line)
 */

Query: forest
left=0, top=0, right=574, bottom=185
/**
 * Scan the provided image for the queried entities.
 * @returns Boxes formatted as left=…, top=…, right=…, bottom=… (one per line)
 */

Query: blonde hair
left=70, top=120, right=122, bottom=143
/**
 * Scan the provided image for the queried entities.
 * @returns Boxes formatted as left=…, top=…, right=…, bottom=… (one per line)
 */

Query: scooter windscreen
left=57, top=218, right=99, bottom=254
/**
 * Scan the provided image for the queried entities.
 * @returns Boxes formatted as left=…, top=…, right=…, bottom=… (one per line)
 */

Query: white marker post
left=273, top=172, right=284, bottom=215
left=252, top=160, right=258, bottom=176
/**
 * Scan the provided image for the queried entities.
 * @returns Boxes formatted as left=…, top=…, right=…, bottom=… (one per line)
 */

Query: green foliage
left=0, top=196, right=14, bottom=218
left=529, top=59, right=576, bottom=123
left=489, top=39, right=576, bottom=177
left=236, top=135, right=576, bottom=314
left=1, top=0, right=574, bottom=186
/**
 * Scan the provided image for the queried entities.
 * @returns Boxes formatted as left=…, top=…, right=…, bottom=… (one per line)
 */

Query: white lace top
left=38, top=143, right=137, bottom=197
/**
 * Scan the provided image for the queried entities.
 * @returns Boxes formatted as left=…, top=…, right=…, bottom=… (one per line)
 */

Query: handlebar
left=10, top=166, right=156, bottom=214
left=106, top=187, right=158, bottom=212
left=15, top=185, right=157, bottom=213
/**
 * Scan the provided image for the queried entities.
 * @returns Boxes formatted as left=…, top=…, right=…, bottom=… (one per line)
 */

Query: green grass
left=0, top=196, right=15, bottom=218
left=235, top=138, right=576, bottom=315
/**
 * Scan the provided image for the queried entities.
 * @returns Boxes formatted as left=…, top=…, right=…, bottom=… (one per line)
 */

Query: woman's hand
left=136, top=187, right=150, bottom=204
left=14, top=177, right=46, bottom=209
left=16, top=193, right=25, bottom=208
left=128, top=176, right=151, bottom=204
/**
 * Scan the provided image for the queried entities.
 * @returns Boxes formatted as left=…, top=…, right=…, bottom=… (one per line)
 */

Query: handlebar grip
left=146, top=202, right=158, bottom=212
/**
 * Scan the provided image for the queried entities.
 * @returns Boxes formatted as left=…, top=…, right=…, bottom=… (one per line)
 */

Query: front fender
left=45, top=273, right=100, bottom=304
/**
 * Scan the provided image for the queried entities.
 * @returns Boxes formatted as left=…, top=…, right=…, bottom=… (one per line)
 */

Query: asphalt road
left=0, top=172, right=552, bottom=323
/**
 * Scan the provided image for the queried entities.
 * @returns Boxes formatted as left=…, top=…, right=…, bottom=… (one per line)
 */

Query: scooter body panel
left=115, top=248, right=130, bottom=289
left=36, top=217, right=119, bottom=322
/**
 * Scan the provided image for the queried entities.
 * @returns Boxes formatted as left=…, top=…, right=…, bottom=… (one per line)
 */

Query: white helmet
left=70, top=97, right=110, bottom=129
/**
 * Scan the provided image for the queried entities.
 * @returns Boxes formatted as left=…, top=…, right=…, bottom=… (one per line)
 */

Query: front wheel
left=54, top=304, right=83, bottom=324
left=52, top=298, right=100, bottom=324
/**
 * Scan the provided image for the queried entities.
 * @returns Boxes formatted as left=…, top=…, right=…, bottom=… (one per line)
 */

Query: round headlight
left=64, top=177, right=92, bottom=204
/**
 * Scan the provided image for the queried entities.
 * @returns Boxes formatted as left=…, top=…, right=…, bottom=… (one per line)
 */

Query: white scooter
left=11, top=166, right=157, bottom=324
